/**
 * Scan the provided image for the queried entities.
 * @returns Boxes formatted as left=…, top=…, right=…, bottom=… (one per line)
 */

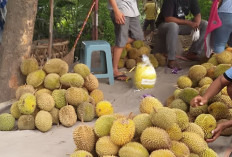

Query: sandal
left=176, top=55, right=191, bottom=61
left=114, top=74, right=130, bottom=81
left=167, top=60, right=182, bottom=70
left=184, top=52, right=201, bottom=61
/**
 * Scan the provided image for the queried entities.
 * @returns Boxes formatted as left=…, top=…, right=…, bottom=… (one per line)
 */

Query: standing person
left=108, top=0, right=144, bottom=81
left=212, top=0, right=232, bottom=53
left=205, top=0, right=232, bottom=57
left=190, top=67, right=232, bottom=143
left=155, top=0, right=208, bottom=70
left=143, top=0, right=157, bottom=35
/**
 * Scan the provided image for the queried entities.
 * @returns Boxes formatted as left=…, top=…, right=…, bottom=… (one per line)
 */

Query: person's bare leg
left=111, top=45, right=115, bottom=59
left=113, top=37, right=134, bottom=79
left=113, top=46, right=124, bottom=76
left=127, top=37, right=134, bottom=44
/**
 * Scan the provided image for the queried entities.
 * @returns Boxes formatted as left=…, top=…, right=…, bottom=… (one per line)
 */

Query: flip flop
left=167, top=60, right=182, bottom=70
left=176, top=55, right=191, bottom=61
left=114, top=74, right=130, bottom=81
left=183, top=52, right=201, bottom=61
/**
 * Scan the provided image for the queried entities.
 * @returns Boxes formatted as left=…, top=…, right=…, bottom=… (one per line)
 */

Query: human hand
left=114, top=10, right=125, bottom=25
left=189, top=21, right=199, bottom=29
left=206, top=123, right=225, bottom=143
left=190, top=95, right=207, bottom=107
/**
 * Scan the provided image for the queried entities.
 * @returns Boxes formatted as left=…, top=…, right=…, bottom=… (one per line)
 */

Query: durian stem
left=33, top=89, right=38, bottom=95
left=127, top=112, right=133, bottom=119
left=202, top=115, right=207, bottom=123
left=89, top=96, right=95, bottom=106
left=68, top=81, right=72, bottom=87
left=153, top=107, right=158, bottom=113
left=129, top=66, right=136, bottom=72
left=80, top=113, right=84, bottom=124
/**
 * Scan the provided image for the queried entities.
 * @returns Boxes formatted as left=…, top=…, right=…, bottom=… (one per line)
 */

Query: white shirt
left=218, top=0, right=232, bottom=13
left=108, top=0, right=140, bottom=17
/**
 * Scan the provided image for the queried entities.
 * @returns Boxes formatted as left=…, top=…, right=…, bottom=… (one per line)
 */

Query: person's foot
left=114, top=71, right=130, bottom=81
left=167, top=60, right=182, bottom=70
left=114, top=74, right=130, bottom=81
left=184, top=52, right=200, bottom=61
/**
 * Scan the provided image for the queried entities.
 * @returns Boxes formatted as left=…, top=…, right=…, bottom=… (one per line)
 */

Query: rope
left=72, top=1, right=96, bottom=49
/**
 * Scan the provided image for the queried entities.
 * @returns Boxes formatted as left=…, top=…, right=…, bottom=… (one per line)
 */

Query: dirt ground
left=0, top=56, right=232, bottom=157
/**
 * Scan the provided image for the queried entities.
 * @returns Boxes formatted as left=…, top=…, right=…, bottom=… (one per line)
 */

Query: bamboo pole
left=92, top=0, right=98, bottom=40
left=48, top=0, right=54, bottom=59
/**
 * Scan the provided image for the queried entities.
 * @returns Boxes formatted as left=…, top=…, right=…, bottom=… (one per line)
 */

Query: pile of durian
left=0, top=57, right=114, bottom=132
left=69, top=96, right=218, bottom=157
left=118, top=40, right=167, bottom=70
left=166, top=48, right=232, bottom=138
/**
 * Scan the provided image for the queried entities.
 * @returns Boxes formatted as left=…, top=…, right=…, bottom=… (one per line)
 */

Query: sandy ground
left=0, top=58, right=232, bottom=157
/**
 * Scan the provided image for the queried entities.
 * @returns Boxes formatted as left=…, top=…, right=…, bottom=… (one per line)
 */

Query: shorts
left=110, top=11, right=144, bottom=47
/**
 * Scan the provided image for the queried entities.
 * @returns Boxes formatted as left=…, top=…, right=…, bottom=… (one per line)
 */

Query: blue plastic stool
left=80, top=40, right=114, bottom=85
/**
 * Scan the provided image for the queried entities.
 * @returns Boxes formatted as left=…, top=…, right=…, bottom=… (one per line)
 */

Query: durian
left=0, top=113, right=15, bottom=131
left=35, top=110, right=52, bottom=132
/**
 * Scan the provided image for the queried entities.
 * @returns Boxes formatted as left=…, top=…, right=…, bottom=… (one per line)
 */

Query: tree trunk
left=0, top=0, right=38, bottom=103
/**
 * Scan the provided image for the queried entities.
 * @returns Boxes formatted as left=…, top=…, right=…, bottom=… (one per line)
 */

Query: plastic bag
left=191, top=28, right=200, bottom=42
left=134, top=55, right=157, bottom=90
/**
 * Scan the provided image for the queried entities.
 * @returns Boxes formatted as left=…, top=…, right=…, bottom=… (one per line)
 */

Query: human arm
left=192, top=13, right=201, bottom=28
left=162, top=0, right=199, bottom=28
left=108, top=0, right=125, bottom=24
left=164, top=16, right=198, bottom=28
left=190, top=75, right=231, bottom=107
left=206, top=120, right=232, bottom=143
left=188, top=0, right=201, bottom=29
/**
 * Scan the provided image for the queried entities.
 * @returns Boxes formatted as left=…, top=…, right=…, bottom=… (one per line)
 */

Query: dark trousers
left=143, top=19, right=155, bottom=31
left=157, top=20, right=208, bottom=60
